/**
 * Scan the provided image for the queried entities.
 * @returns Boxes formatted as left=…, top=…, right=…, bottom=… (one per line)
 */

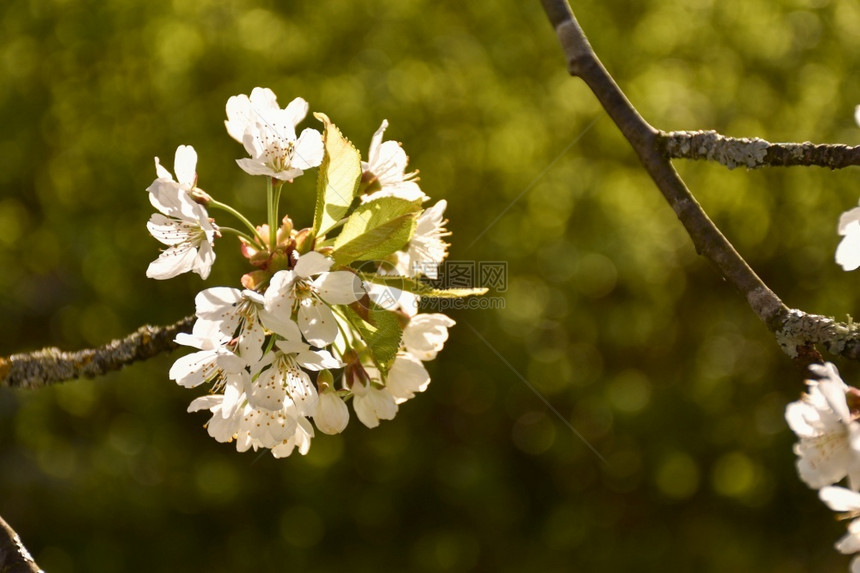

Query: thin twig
left=0, top=515, right=41, bottom=573
left=660, top=130, right=860, bottom=170
left=0, top=315, right=195, bottom=389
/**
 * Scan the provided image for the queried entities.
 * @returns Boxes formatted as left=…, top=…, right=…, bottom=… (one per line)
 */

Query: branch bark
left=539, top=0, right=860, bottom=365
left=0, top=515, right=41, bottom=573
left=0, top=315, right=194, bottom=389
left=660, top=130, right=860, bottom=170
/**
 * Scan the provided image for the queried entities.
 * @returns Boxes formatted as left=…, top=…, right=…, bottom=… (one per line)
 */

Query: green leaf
left=359, top=272, right=489, bottom=298
left=332, top=197, right=421, bottom=265
left=312, top=113, right=362, bottom=237
left=343, top=305, right=403, bottom=373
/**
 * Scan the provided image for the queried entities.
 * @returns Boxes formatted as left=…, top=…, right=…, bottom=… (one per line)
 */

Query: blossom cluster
left=786, top=362, right=860, bottom=570
left=145, top=87, right=482, bottom=458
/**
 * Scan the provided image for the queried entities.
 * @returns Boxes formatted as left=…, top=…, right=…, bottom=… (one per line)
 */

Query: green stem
left=217, top=226, right=257, bottom=245
left=208, top=199, right=263, bottom=245
left=266, top=178, right=277, bottom=252
left=273, top=181, right=284, bottom=231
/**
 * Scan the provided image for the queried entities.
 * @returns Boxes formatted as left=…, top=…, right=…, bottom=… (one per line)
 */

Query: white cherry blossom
left=264, top=251, right=364, bottom=347
left=384, top=352, right=431, bottom=404
left=352, top=379, right=397, bottom=428
left=247, top=338, right=341, bottom=416
left=193, top=287, right=300, bottom=364
left=146, top=145, right=217, bottom=280
left=402, top=313, right=456, bottom=361
left=271, top=414, right=315, bottom=458
left=169, top=331, right=249, bottom=390
left=234, top=403, right=300, bottom=452
left=360, top=119, right=427, bottom=204
left=225, top=87, right=323, bottom=181
left=786, top=362, right=860, bottom=489
left=395, top=200, right=450, bottom=280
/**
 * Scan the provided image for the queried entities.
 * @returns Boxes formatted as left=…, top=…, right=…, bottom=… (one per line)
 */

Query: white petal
left=353, top=385, right=397, bottom=428
left=154, top=156, right=173, bottom=180
left=367, top=120, right=388, bottom=167
left=314, top=271, right=364, bottom=304
left=820, top=486, right=860, bottom=512
left=284, top=366, right=318, bottom=416
left=247, top=367, right=289, bottom=411
left=385, top=353, right=430, bottom=404
left=296, top=348, right=342, bottom=371
left=173, top=145, right=198, bottom=188
left=294, top=251, right=333, bottom=278
left=259, top=307, right=302, bottom=341
left=191, top=240, right=215, bottom=280
left=837, top=226, right=860, bottom=271
left=236, top=157, right=279, bottom=178
left=292, top=128, right=324, bottom=169
left=146, top=244, right=199, bottom=280
left=283, top=96, right=309, bottom=124
left=299, top=299, right=338, bottom=347
left=195, top=287, right=243, bottom=322
left=188, top=395, right=221, bottom=413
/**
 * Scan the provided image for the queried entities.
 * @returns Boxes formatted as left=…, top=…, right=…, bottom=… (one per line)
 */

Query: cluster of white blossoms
left=786, top=362, right=860, bottom=571
left=145, top=87, right=483, bottom=458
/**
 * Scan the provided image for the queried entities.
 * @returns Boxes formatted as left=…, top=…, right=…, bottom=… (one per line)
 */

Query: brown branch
left=0, top=315, right=195, bottom=389
left=660, top=130, right=860, bottom=170
left=0, top=515, right=40, bottom=573
left=540, top=0, right=788, bottom=326
left=538, top=0, right=860, bottom=367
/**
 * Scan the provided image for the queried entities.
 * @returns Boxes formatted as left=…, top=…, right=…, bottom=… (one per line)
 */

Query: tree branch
left=0, top=515, right=41, bottom=573
left=540, top=1, right=787, bottom=324
left=539, top=0, right=860, bottom=366
left=0, top=315, right=194, bottom=389
left=659, top=130, right=860, bottom=170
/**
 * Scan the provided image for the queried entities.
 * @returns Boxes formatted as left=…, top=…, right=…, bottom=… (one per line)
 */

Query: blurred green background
left=2, top=0, right=860, bottom=570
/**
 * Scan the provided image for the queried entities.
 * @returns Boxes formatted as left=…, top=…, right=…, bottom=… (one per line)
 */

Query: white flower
left=193, top=287, right=300, bottom=364
left=146, top=145, right=217, bottom=280
left=264, top=251, right=365, bottom=347
left=384, top=352, right=431, bottom=404
left=271, top=415, right=314, bottom=458
left=187, top=376, right=250, bottom=442
left=360, top=119, right=427, bottom=204
left=313, top=386, right=349, bottom=435
left=169, top=331, right=249, bottom=390
left=402, top=313, right=456, bottom=361
left=786, top=362, right=860, bottom=489
left=352, top=380, right=398, bottom=428
left=837, top=207, right=860, bottom=271
left=395, top=200, right=450, bottom=280
left=235, top=403, right=300, bottom=452
left=819, top=486, right=860, bottom=572
left=247, top=338, right=341, bottom=416
left=225, top=87, right=323, bottom=181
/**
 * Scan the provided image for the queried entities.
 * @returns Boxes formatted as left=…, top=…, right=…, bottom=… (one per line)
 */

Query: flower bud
left=313, top=374, right=349, bottom=435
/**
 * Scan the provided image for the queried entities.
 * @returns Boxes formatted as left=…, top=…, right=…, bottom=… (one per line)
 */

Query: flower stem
left=208, top=199, right=263, bottom=244
left=217, top=226, right=257, bottom=245
left=267, top=178, right=277, bottom=252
